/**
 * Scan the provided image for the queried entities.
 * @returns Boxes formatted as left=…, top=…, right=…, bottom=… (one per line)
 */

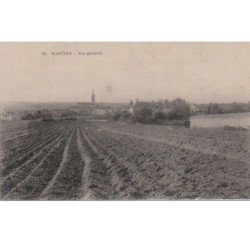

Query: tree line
left=113, top=98, right=191, bottom=124
left=197, top=101, right=250, bottom=114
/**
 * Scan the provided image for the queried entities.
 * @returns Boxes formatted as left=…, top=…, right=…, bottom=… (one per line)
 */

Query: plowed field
left=1, top=120, right=249, bottom=200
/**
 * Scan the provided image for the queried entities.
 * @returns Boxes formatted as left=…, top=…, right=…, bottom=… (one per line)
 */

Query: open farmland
left=0, top=120, right=250, bottom=200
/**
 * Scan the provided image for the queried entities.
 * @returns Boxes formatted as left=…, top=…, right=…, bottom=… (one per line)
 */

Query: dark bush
left=112, top=112, right=122, bottom=121
left=22, top=110, right=53, bottom=120
left=134, top=107, right=154, bottom=123
left=168, top=98, right=191, bottom=120
left=111, top=111, right=134, bottom=123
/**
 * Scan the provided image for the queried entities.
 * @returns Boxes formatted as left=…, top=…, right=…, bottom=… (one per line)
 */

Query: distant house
left=91, top=107, right=116, bottom=116
left=0, top=114, right=12, bottom=121
left=71, top=102, right=95, bottom=115
left=190, top=104, right=200, bottom=113
left=129, top=100, right=174, bottom=117
left=155, top=105, right=172, bottom=115
left=72, top=91, right=124, bottom=116
left=69, top=109, right=80, bottom=113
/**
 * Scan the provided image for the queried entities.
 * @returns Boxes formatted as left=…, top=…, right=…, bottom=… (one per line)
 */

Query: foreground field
left=0, top=120, right=249, bottom=200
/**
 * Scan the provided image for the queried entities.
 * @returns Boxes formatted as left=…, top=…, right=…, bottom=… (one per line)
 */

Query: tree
left=207, top=103, right=222, bottom=114
left=231, top=102, right=243, bottom=113
left=163, top=99, right=171, bottom=107
left=169, top=98, right=191, bottom=120
left=134, top=107, right=154, bottom=123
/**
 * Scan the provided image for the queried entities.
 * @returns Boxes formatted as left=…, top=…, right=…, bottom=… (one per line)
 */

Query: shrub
left=155, top=111, right=165, bottom=120
left=168, top=98, right=191, bottom=120
left=111, top=111, right=134, bottom=123
left=112, top=112, right=122, bottom=121
left=134, top=107, right=154, bottom=123
left=61, top=111, right=77, bottom=117
left=22, top=110, right=53, bottom=120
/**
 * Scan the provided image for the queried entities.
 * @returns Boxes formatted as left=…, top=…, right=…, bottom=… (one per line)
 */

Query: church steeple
left=91, top=90, right=95, bottom=104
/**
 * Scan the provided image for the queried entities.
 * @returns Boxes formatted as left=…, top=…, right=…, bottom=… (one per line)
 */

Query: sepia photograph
left=2, top=1, right=250, bottom=250
left=0, top=42, right=249, bottom=200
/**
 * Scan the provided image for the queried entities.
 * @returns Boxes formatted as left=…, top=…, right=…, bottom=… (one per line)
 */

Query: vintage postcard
left=0, top=42, right=249, bottom=200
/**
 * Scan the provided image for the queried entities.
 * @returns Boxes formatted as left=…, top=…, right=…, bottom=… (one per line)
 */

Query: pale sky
left=0, top=42, right=250, bottom=104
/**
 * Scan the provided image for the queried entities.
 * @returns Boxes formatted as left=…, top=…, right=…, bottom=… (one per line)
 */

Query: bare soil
left=0, top=120, right=249, bottom=200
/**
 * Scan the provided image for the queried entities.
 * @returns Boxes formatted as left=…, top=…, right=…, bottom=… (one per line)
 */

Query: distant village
left=59, top=91, right=250, bottom=119
left=66, top=90, right=200, bottom=117
left=1, top=90, right=250, bottom=122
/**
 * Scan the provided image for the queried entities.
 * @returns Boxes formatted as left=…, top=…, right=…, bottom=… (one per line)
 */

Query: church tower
left=91, top=90, right=95, bottom=104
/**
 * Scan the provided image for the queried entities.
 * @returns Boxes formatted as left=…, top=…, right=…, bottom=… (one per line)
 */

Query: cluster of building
left=67, top=91, right=200, bottom=118
left=0, top=91, right=200, bottom=121
left=2, top=89, right=248, bottom=123
left=129, top=100, right=199, bottom=117
left=0, top=114, right=12, bottom=121
left=68, top=91, right=119, bottom=116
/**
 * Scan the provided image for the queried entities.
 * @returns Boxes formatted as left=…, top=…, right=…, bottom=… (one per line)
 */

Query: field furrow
left=77, top=126, right=113, bottom=199
left=84, top=127, right=176, bottom=199
left=1, top=119, right=249, bottom=200
left=0, top=127, right=73, bottom=198
left=1, top=122, right=75, bottom=177
left=1, top=131, right=63, bottom=177
left=80, top=126, right=145, bottom=199
left=41, top=124, right=84, bottom=200
left=83, top=123, right=250, bottom=199
left=3, top=126, right=74, bottom=200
